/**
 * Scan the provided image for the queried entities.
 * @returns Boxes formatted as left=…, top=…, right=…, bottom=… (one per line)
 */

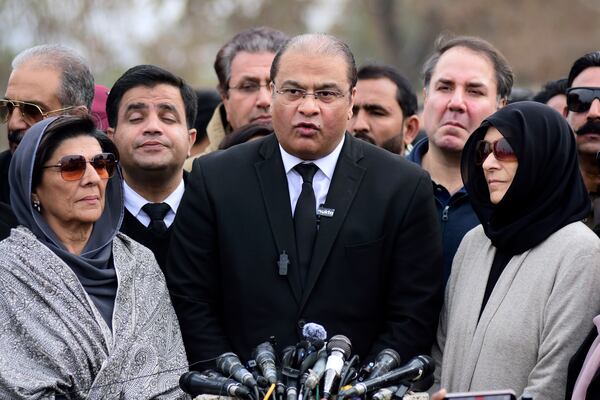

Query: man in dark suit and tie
left=166, top=33, right=443, bottom=366
left=106, top=65, right=197, bottom=270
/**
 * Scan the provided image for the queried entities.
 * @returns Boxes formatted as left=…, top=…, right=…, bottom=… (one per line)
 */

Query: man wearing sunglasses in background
left=563, top=51, right=600, bottom=237
left=106, top=65, right=197, bottom=271
left=183, top=27, right=288, bottom=170
left=0, top=44, right=94, bottom=207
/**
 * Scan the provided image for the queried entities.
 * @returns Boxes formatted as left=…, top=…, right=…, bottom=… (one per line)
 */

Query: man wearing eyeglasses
left=167, top=33, right=443, bottom=366
left=0, top=44, right=94, bottom=206
left=562, top=51, right=600, bottom=235
left=183, top=27, right=288, bottom=171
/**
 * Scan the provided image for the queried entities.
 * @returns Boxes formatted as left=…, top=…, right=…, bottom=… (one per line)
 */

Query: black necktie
left=142, top=202, right=170, bottom=234
left=293, top=163, right=319, bottom=284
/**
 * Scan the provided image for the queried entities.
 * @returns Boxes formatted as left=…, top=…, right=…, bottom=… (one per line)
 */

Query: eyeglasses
left=43, top=153, right=117, bottom=181
left=566, top=87, right=600, bottom=113
left=475, top=137, right=517, bottom=165
left=228, top=81, right=271, bottom=94
left=274, top=85, right=346, bottom=105
left=0, top=99, right=77, bottom=125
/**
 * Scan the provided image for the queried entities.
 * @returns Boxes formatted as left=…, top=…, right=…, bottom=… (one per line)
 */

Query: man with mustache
left=106, top=65, right=197, bottom=270
left=166, top=33, right=443, bottom=365
left=0, top=44, right=93, bottom=206
left=562, top=52, right=600, bottom=234
left=349, top=64, right=420, bottom=155
left=407, top=36, right=513, bottom=282
left=183, top=27, right=288, bottom=170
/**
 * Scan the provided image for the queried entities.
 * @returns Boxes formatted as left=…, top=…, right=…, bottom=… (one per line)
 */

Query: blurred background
left=1, top=0, right=599, bottom=148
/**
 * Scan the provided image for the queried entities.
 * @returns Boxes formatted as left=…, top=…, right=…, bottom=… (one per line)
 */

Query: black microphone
left=337, top=355, right=434, bottom=398
left=367, top=348, right=401, bottom=379
left=321, top=335, right=352, bottom=399
left=179, top=371, right=253, bottom=399
left=216, top=352, right=258, bottom=389
left=253, top=341, right=278, bottom=385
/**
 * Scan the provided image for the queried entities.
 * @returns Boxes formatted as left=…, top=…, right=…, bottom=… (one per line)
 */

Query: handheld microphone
left=253, top=341, right=278, bottom=385
left=367, top=348, right=401, bottom=379
left=337, top=355, right=434, bottom=398
left=303, top=347, right=327, bottom=391
left=322, top=335, right=352, bottom=399
left=216, top=352, right=258, bottom=389
left=302, top=322, right=327, bottom=343
left=179, top=371, right=253, bottom=399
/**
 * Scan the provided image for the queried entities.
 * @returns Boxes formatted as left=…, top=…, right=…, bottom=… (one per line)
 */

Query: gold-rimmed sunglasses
left=0, top=99, right=77, bottom=125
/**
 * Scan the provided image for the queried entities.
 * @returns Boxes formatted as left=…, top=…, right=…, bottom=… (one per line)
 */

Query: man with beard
left=407, top=36, right=513, bottom=282
left=349, top=64, right=420, bottom=155
left=0, top=44, right=94, bottom=206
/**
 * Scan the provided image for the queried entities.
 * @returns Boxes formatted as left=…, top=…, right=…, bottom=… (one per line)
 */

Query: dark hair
left=270, top=33, right=358, bottom=90
left=567, top=51, right=600, bottom=87
left=422, top=35, right=514, bottom=100
left=32, top=115, right=118, bottom=189
left=106, top=64, right=198, bottom=129
left=214, top=27, right=289, bottom=96
left=219, top=123, right=273, bottom=150
left=532, top=78, right=568, bottom=104
left=357, top=64, right=418, bottom=116
left=12, top=44, right=95, bottom=109
left=194, top=89, right=221, bottom=144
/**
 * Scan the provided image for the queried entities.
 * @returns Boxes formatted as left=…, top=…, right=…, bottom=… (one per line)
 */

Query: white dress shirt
left=123, top=179, right=185, bottom=228
left=279, top=135, right=345, bottom=216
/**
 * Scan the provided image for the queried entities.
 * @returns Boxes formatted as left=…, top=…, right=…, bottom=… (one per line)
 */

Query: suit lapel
left=300, top=134, right=365, bottom=310
left=255, top=136, right=302, bottom=304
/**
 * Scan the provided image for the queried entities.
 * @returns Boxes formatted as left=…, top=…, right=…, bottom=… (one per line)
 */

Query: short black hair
left=194, top=89, right=221, bottom=144
left=33, top=115, right=118, bottom=190
left=357, top=64, right=418, bottom=116
left=567, top=51, right=600, bottom=88
left=532, top=78, right=568, bottom=104
left=219, top=123, right=273, bottom=150
left=106, top=64, right=197, bottom=129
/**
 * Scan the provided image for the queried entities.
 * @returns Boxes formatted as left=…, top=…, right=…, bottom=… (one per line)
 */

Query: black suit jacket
left=566, top=326, right=600, bottom=399
left=166, top=133, right=443, bottom=365
left=119, top=172, right=188, bottom=272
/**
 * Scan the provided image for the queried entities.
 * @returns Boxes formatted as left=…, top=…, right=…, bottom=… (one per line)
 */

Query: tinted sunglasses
left=475, top=137, right=517, bottom=165
left=0, top=99, right=76, bottom=125
left=43, top=153, right=117, bottom=181
left=566, top=87, right=600, bottom=113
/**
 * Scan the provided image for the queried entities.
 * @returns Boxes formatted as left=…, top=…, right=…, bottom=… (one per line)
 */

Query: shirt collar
left=279, top=135, right=345, bottom=179
left=123, top=178, right=185, bottom=216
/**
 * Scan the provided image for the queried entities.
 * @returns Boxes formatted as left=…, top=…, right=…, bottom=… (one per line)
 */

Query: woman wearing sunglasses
left=431, top=102, right=600, bottom=400
left=0, top=115, right=188, bottom=399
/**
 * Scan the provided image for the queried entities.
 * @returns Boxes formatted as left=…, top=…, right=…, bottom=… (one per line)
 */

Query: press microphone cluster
left=178, top=322, right=434, bottom=400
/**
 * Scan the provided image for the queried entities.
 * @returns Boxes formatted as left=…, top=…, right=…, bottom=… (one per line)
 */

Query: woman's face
left=32, top=135, right=108, bottom=234
left=481, top=127, right=519, bottom=204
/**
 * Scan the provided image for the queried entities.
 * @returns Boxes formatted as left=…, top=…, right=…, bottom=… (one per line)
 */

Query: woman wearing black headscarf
left=431, top=102, right=600, bottom=400
left=0, top=115, right=188, bottom=399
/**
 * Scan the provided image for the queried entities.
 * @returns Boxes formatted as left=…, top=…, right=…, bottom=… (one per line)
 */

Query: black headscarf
left=461, top=101, right=590, bottom=255
left=9, top=116, right=124, bottom=328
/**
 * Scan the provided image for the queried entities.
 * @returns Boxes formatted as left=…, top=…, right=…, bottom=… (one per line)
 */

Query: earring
left=32, top=198, right=41, bottom=213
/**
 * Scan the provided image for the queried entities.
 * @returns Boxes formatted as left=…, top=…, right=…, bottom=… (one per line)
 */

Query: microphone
left=216, top=352, right=258, bottom=389
left=302, top=322, right=327, bottom=343
left=179, top=371, right=253, bottom=399
left=253, top=341, right=278, bottom=385
left=303, top=347, right=327, bottom=391
left=337, top=355, right=434, bottom=398
left=321, top=335, right=352, bottom=399
left=367, top=348, right=401, bottom=379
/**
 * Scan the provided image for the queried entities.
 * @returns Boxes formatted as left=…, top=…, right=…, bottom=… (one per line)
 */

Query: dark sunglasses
left=566, top=87, right=600, bottom=113
left=475, top=137, right=517, bottom=165
left=42, top=153, right=117, bottom=181
left=0, top=99, right=76, bottom=125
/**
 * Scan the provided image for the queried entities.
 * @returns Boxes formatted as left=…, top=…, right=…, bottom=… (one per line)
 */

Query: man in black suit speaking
left=166, top=33, right=443, bottom=366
